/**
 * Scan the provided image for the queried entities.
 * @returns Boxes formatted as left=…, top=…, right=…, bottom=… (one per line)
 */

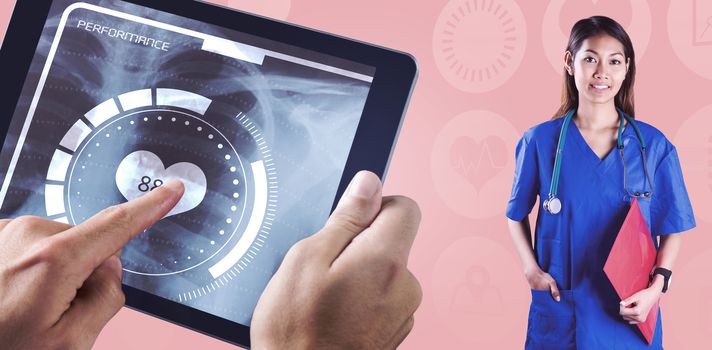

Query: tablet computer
left=0, top=0, right=416, bottom=347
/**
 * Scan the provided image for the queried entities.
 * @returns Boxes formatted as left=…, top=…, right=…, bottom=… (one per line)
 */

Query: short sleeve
left=650, top=147, right=696, bottom=236
left=506, top=134, right=539, bottom=221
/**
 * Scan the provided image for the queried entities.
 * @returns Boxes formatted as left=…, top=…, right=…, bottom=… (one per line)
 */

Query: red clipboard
left=603, top=197, right=658, bottom=344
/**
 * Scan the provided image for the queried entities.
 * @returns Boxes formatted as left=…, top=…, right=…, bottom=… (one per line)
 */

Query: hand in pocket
left=525, top=267, right=561, bottom=301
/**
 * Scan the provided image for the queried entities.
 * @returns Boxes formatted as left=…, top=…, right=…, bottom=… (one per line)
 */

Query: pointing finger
left=53, top=180, right=184, bottom=276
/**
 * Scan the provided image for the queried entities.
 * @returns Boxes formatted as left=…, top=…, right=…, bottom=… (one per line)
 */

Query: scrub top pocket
left=536, top=237, right=568, bottom=289
left=525, top=289, right=575, bottom=350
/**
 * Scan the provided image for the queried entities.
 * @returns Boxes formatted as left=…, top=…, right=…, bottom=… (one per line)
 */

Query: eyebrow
left=583, top=49, right=624, bottom=57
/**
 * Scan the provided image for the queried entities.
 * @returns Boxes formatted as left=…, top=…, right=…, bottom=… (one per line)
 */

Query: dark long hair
left=553, top=16, right=636, bottom=119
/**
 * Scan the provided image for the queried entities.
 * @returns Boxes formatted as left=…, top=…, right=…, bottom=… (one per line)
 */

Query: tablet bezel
left=0, top=0, right=417, bottom=347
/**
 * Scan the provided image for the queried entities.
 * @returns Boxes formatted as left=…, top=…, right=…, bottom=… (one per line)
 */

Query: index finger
left=360, top=196, right=421, bottom=264
left=55, top=179, right=184, bottom=273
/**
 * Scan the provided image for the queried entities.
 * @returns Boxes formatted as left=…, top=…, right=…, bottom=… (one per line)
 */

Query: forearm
left=507, top=217, right=539, bottom=274
left=655, top=233, right=681, bottom=269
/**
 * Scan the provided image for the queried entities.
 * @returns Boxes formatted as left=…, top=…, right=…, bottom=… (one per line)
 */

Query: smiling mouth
left=590, top=84, right=610, bottom=91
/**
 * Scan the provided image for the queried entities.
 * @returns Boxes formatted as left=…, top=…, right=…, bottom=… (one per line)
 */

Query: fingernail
left=160, top=180, right=185, bottom=203
left=106, top=255, right=123, bottom=281
left=555, top=295, right=560, bottom=302
left=162, top=179, right=184, bottom=193
left=346, top=171, right=380, bottom=199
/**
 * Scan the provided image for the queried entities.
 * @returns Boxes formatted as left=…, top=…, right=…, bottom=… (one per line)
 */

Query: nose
left=593, top=62, right=609, bottom=80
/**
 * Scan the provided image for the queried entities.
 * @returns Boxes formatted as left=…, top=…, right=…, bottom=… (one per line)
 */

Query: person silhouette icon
left=449, top=265, right=505, bottom=316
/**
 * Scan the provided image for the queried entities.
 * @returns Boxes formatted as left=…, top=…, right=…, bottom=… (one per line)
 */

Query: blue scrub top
left=506, top=116, right=696, bottom=349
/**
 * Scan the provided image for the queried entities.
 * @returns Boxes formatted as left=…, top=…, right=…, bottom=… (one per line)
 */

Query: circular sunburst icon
left=433, top=0, right=527, bottom=93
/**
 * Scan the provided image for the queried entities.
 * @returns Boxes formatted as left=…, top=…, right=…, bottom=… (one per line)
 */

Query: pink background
left=2, top=0, right=712, bottom=348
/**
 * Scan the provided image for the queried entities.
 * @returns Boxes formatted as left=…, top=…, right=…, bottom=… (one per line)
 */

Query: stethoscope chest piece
left=543, top=196, right=562, bottom=215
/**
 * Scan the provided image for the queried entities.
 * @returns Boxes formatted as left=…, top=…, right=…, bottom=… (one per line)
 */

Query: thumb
left=549, top=282, right=561, bottom=302
left=621, top=294, right=638, bottom=307
left=621, top=289, right=645, bottom=307
left=314, top=171, right=382, bottom=260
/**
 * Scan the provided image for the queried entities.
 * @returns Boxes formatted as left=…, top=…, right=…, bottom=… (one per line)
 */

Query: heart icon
left=449, top=136, right=508, bottom=193
left=115, top=150, right=207, bottom=218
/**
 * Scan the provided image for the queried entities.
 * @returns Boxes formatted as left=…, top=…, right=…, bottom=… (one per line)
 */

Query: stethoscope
left=543, top=109, right=654, bottom=215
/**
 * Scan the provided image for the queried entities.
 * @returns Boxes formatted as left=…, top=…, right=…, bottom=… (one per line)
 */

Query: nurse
left=505, top=16, right=696, bottom=349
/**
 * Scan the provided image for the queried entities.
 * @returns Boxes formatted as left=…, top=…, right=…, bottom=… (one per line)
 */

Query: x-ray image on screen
left=0, top=0, right=374, bottom=325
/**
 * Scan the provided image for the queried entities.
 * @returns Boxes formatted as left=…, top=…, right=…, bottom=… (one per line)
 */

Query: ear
left=564, top=51, right=574, bottom=76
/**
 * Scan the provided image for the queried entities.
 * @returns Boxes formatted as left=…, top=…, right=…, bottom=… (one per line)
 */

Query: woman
left=506, top=16, right=696, bottom=349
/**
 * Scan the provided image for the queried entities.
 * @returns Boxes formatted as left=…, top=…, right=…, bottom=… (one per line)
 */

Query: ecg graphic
left=449, top=136, right=507, bottom=190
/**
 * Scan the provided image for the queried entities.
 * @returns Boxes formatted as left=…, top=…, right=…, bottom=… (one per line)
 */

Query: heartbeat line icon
left=449, top=136, right=507, bottom=189
left=450, top=147, right=506, bottom=174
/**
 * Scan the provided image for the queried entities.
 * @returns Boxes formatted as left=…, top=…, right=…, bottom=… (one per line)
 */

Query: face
left=564, top=34, right=630, bottom=106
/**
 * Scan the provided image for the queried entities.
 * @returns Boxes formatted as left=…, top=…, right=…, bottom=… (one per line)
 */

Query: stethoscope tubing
left=545, top=109, right=653, bottom=215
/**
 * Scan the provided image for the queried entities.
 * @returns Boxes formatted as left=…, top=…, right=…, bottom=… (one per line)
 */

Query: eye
left=610, top=59, right=622, bottom=65
left=584, top=57, right=596, bottom=63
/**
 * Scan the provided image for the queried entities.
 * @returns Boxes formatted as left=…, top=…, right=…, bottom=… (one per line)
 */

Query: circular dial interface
left=46, top=89, right=278, bottom=300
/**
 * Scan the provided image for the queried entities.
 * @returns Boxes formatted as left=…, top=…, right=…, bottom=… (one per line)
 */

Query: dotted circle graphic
left=433, top=0, right=527, bottom=93
left=67, top=110, right=247, bottom=276
left=45, top=89, right=279, bottom=301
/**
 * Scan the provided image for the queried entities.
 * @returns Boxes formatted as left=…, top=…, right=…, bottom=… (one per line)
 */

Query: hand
left=0, top=180, right=184, bottom=350
left=525, top=267, right=560, bottom=302
left=619, top=279, right=664, bottom=324
left=251, top=171, right=423, bottom=350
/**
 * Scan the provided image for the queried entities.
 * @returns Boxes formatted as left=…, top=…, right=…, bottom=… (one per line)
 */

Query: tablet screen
left=0, top=0, right=374, bottom=326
